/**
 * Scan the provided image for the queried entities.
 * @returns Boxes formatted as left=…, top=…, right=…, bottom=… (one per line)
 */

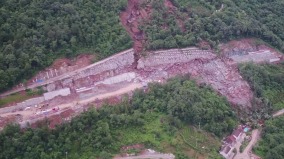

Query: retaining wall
left=137, top=47, right=216, bottom=68
left=95, top=72, right=136, bottom=85
left=44, top=88, right=71, bottom=101
left=73, top=49, right=135, bottom=80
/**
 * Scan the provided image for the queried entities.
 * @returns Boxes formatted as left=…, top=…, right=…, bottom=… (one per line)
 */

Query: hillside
left=0, top=0, right=132, bottom=92
left=239, top=63, right=284, bottom=112
left=0, top=0, right=284, bottom=158
left=1, top=0, right=284, bottom=92
left=0, top=78, right=236, bottom=159
left=254, top=116, right=284, bottom=159
left=140, top=0, right=284, bottom=51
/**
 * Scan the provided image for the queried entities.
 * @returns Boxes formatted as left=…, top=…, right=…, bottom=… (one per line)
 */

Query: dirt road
left=234, top=129, right=261, bottom=159
left=272, top=108, right=284, bottom=117
left=234, top=110, right=284, bottom=159
left=1, top=83, right=143, bottom=122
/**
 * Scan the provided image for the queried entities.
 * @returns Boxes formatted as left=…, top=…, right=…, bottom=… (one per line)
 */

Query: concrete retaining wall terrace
left=73, top=49, right=135, bottom=80
left=44, top=88, right=71, bottom=101
left=137, top=47, right=216, bottom=68
left=95, top=72, right=136, bottom=85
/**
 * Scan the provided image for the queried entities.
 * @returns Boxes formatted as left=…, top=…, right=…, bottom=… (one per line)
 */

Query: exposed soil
left=0, top=0, right=283, bottom=136
left=46, top=108, right=76, bottom=129
left=0, top=54, right=95, bottom=101
left=120, top=0, right=152, bottom=65
left=50, top=54, right=94, bottom=72
left=0, top=2, right=283, bottom=157
left=48, top=114, right=62, bottom=129
left=1, top=36, right=283, bottom=130
left=119, top=0, right=186, bottom=57
left=28, top=54, right=94, bottom=85
left=0, top=114, right=22, bottom=129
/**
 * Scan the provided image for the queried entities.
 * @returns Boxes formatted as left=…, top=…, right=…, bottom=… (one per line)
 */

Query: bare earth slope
left=0, top=39, right=282, bottom=129
left=0, top=0, right=283, bottom=131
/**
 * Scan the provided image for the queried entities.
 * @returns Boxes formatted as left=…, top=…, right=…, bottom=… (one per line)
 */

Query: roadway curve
left=234, top=109, right=284, bottom=159
left=234, top=129, right=261, bottom=159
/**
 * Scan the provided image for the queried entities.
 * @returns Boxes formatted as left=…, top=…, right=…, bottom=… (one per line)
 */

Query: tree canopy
left=0, top=0, right=132, bottom=92
left=0, top=77, right=237, bottom=158
left=239, top=63, right=284, bottom=111
left=255, top=116, right=284, bottom=159
left=141, top=0, right=284, bottom=51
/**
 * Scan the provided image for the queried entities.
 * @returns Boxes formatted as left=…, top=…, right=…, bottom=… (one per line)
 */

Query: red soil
left=0, top=115, right=20, bottom=128
left=51, top=54, right=94, bottom=70
left=120, top=0, right=152, bottom=54
left=27, top=54, right=94, bottom=85
left=48, top=114, right=62, bottom=129
left=60, top=109, right=75, bottom=119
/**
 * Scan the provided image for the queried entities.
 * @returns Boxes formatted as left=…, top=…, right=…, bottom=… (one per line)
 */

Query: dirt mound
left=60, top=109, right=75, bottom=119
left=52, top=54, right=94, bottom=70
left=27, top=54, right=94, bottom=86
left=0, top=114, right=22, bottom=128
left=48, top=114, right=62, bottom=129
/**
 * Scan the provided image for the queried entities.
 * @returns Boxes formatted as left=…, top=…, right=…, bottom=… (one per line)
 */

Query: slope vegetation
left=140, top=0, right=284, bottom=51
left=0, top=0, right=132, bottom=92
left=0, top=77, right=236, bottom=159
left=239, top=63, right=284, bottom=111
left=254, top=116, right=284, bottom=158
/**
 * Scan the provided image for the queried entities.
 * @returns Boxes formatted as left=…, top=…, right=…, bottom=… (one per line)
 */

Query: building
left=220, top=145, right=234, bottom=159
left=220, top=125, right=244, bottom=159
left=224, top=135, right=236, bottom=145
left=232, top=127, right=243, bottom=142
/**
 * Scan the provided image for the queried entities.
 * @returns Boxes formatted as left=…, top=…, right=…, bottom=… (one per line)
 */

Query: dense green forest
left=239, top=63, right=284, bottom=111
left=0, top=0, right=132, bottom=92
left=0, top=77, right=237, bottom=158
left=141, top=0, right=284, bottom=51
left=254, top=116, right=284, bottom=159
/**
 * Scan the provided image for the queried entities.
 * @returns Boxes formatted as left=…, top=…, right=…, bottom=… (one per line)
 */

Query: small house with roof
left=220, top=125, right=244, bottom=159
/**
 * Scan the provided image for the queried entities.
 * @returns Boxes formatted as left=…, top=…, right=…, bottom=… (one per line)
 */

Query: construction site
left=0, top=38, right=282, bottom=130
left=0, top=0, right=283, bottom=139
left=0, top=2, right=283, bottom=159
